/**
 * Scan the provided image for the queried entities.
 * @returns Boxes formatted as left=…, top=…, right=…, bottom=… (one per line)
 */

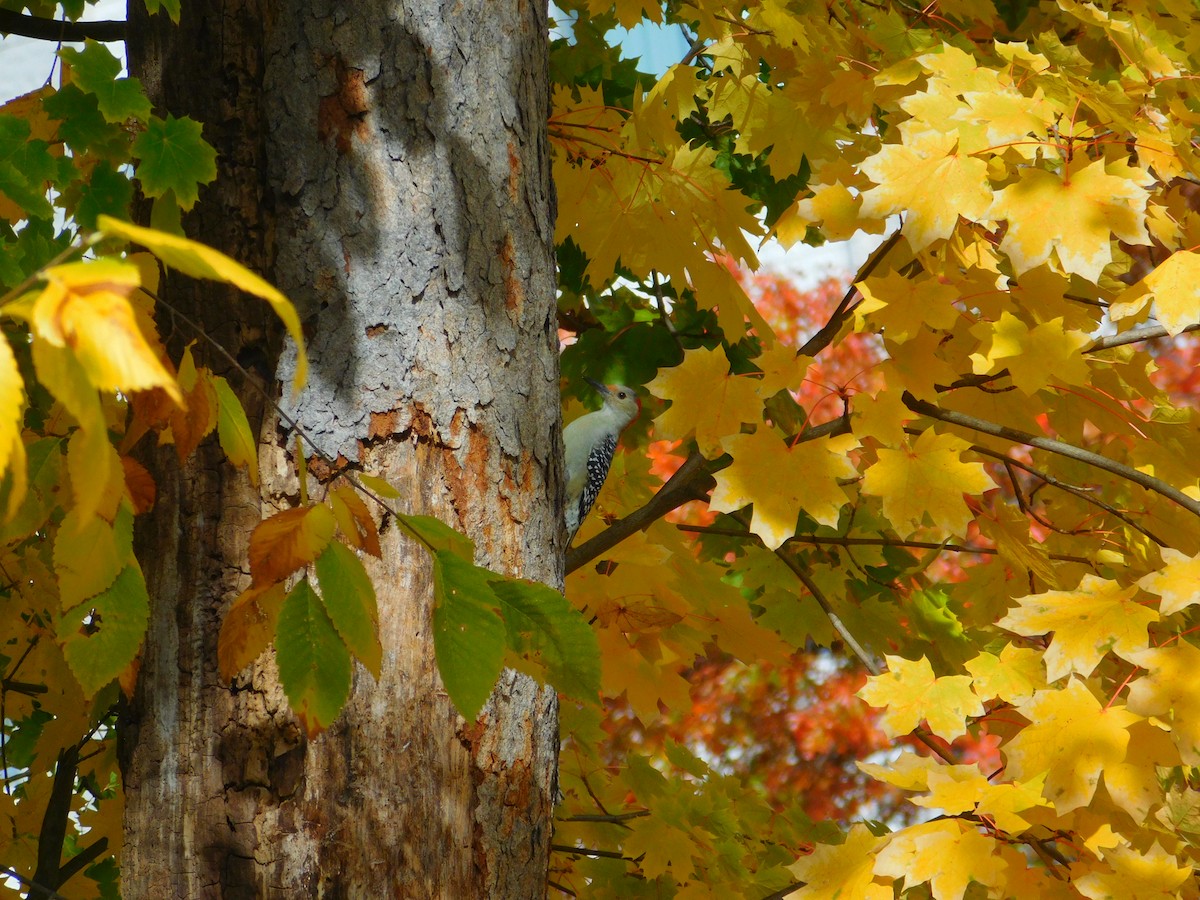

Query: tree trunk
left=121, top=2, right=561, bottom=897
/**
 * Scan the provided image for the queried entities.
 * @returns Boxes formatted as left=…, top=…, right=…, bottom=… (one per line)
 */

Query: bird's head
left=585, top=378, right=641, bottom=424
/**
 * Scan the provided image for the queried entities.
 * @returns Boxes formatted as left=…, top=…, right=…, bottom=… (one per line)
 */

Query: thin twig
left=940, top=436, right=1166, bottom=548
left=675, top=525, right=1093, bottom=565
left=760, top=883, right=804, bottom=900
left=678, top=24, right=710, bottom=67
left=144, top=287, right=441, bottom=554
left=902, top=392, right=1200, bottom=521
left=0, top=867, right=74, bottom=900
left=798, top=230, right=902, bottom=358
left=724, top=509, right=880, bottom=676
left=559, top=810, right=650, bottom=824
left=551, top=844, right=635, bottom=861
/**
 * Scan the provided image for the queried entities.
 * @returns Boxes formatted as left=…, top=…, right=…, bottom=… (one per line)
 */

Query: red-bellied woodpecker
left=563, top=378, right=640, bottom=545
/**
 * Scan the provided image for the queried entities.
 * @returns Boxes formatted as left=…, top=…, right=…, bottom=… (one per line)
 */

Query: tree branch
left=798, top=229, right=902, bottom=358
left=902, top=392, right=1200, bottom=521
left=566, top=450, right=717, bottom=574
left=54, top=837, right=109, bottom=885
left=0, top=10, right=126, bottom=43
left=31, top=745, right=79, bottom=897
left=565, top=417, right=854, bottom=574
left=1085, top=321, right=1200, bottom=353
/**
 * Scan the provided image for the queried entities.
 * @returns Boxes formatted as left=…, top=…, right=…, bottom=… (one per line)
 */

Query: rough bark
left=121, top=2, right=561, bottom=897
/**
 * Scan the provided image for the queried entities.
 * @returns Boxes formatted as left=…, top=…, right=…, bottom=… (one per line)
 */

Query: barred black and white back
left=563, top=381, right=640, bottom=545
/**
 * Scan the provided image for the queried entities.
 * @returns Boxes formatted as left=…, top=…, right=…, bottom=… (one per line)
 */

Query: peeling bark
left=122, top=2, right=560, bottom=896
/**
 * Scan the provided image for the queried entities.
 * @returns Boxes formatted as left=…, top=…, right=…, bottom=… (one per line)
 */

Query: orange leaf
left=120, top=456, right=157, bottom=514
left=329, top=484, right=381, bottom=557
left=217, top=581, right=287, bottom=681
left=168, top=348, right=217, bottom=461
left=248, top=504, right=336, bottom=586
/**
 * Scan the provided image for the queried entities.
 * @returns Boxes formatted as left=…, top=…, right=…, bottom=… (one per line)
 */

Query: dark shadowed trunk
left=121, top=2, right=561, bottom=896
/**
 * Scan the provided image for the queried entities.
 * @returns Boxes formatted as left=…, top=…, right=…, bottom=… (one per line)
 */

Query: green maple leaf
left=59, top=41, right=153, bottom=123
left=133, top=115, right=218, bottom=210
left=44, top=85, right=128, bottom=158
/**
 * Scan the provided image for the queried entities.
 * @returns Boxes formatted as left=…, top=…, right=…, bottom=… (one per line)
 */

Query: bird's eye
left=618, top=392, right=627, bottom=399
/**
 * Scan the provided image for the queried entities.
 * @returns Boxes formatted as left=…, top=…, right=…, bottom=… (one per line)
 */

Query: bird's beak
left=584, top=377, right=609, bottom=396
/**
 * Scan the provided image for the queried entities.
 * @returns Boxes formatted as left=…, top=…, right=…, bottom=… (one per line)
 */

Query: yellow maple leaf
left=649, top=347, right=760, bottom=457
left=909, top=765, right=990, bottom=816
left=873, top=819, right=1007, bottom=900
left=861, top=430, right=991, bottom=538
left=1074, top=842, right=1191, bottom=900
left=965, top=645, right=1046, bottom=704
left=854, top=270, right=961, bottom=342
left=1138, top=548, right=1200, bottom=615
left=787, top=823, right=889, bottom=900
left=996, top=574, right=1154, bottom=681
left=956, top=87, right=1059, bottom=157
left=881, top=331, right=960, bottom=399
left=622, top=814, right=695, bottom=880
left=1102, top=719, right=1179, bottom=821
left=917, top=43, right=1001, bottom=89
left=1004, top=680, right=1139, bottom=814
left=857, top=750, right=942, bottom=792
left=969, top=312, right=1091, bottom=394
left=753, top=343, right=810, bottom=397
left=857, top=654, right=984, bottom=742
left=989, top=157, right=1151, bottom=281
left=1113, top=250, right=1200, bottom=339
left=792, top=182, right=875, bottom=242
left=859, top=130, right=991, bottom=250
left=852, top=386, right=909, bottom=448
left=710, top=429, right=856, bottom=548
left=1125, top=643, right=1200, bottom=764
left=973, top=773, right=1053, bottom=834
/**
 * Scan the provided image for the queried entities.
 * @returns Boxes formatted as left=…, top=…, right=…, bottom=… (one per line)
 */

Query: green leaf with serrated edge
left=314, top=541, right=381, bottom=678
left=143, top=0, right=181, bottom=22
left=43, top=85, right=126, bottom=158
left=132, top=115, right=217, bottom=210
left=432, top=550, right=505, bottom=720
left=75, top=161, right=133, bottom=230
left=399, top=513, right=475, bottom=557
left=95, top=217, right=309, bottom=391
left=55, top=502, right=134, bottom=611
left=275, top=576, right=352, bottom=738
left=358, top=472, right=401, bottom=498
left=60, top=562, right=150, bottom=697
left=58, top=42, right=152, bottom=123
left=0, top=117, right=55, bottom=220
left=150, top=190, right=184, bottom=236
left=491, top=577, right=600, bottom=702
left=0, top=436, right=63, bottom=544
left=213, top=375, right=258, bottom=485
